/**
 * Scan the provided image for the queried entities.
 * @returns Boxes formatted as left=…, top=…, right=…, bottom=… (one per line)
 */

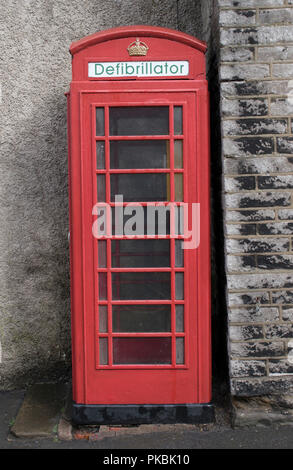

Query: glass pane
left=96, top=141, right=105, bottom=169
left=111, top=239, right=170, bottom=268
left=174, top=106, right=183, bottom=135
left=112, top=272, right=171, bottom=300
left=175, top=174, right=183, bottom=202
left=110, top=140, right=169, bottom=169
left=99, top=272, right=107, bottom=300
left=109, top=106, right=169, bottom=136
left=96, top=108, right=105, bottom=136
left=113, top=305, right=171, bottom=332
left=176, top=205, right=185, bottom=236
left=99, top=306, right=108, bottom=333
left=175, top=273, right=184, bottom=300
left=99, top=337, right=108, bottom=365
left=113, top=337, right=171, bottom=364
left=176, top=337, right=184, bottom=364
left=98, top=240, right=107, bottom=268
left=110, top=174, right=169, bottom=202
left=175, top=240, right=184, bottom=267
left=174, top=140, right=183, bottom=169
left=111, top=206, right=171, bottom=236
left=176, top=305, right=184, bottom=332
left=97, top=175, right=106, bottom=202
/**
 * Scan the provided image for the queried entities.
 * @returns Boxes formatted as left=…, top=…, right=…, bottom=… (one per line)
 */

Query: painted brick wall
left=219, top=0, right=293, bottom=395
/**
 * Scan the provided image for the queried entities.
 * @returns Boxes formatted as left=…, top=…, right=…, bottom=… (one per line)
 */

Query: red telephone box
left=67, top=26, right=213, bottom=424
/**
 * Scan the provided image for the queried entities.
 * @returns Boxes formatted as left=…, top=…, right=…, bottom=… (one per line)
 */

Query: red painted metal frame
left=68, top=27, right=211, bottom=406
left=94, top=100, right=187, bottom=372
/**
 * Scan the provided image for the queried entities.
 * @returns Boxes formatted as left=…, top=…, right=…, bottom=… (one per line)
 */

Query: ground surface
left=1, top=390, right=293, bottom=449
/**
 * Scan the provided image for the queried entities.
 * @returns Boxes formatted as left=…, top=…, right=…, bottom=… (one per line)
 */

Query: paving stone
left=232, top=396, right=293, bottom=428
left=11, top=383, right=67, bottom=438
left=58, top=416, right=72, bottom=441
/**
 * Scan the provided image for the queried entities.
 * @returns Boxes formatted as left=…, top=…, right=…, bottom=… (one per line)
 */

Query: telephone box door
left=76, top=85, right=209, bottom=406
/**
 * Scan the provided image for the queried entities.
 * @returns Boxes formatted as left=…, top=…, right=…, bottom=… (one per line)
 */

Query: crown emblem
left=127, top=38, right=149, bottom=56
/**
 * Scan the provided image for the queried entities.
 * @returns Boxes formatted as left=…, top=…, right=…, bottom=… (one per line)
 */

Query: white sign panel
left=88, top=61, right=189, bottom=78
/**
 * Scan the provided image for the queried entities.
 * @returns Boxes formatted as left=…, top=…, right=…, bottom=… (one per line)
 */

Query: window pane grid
left=94, top=104, right=186, bottom=368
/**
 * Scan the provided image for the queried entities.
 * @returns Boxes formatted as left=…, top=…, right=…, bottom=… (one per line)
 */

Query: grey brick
left=219, top=0, right=283, bottom=6
left=230, top=325, right=263, bottom=341
left=223, top=119, right=288, bottom=137
left=272, top=63, right=293, bottom=78
left=231, top=341, right=285, bottom=358
left=226, top=209, right=275, bottom=222
left=220, top=9, right=256, bottom=26
left=258, top=175, right=293, bottom=190
left=221, top=47, right=255, bottom=62
left=224, top=157, right=293, bottom=175
left=223, top=137, right=274, bottom=156
left=226, top=237, right=289, bottom=254
left=221, top=26, right=293, bottom=47
left=228, top=273, right=293, bottom=290
left=221, top=64, right=270, bottom=81
left=226, top=224, right=257, bottom=235
left=221, top=80, right=291, bottom=97
left=271, top=98, right=293, bottom=117
left=227, top=254, right=257, bottom=272
left=282, top=307, right=293, bottom=321
left=258, top=46, right=293, bottom=62
left=231, top=377, right=293, bottom=396
left=277, top=137, right=293, bottom=154
left=266, top=324, right=293, bottom=339
left=229, top=306, right=279, bottom=323
left=220, top=28, right=257, bottom=47
left=226, top=191, right=291, bottom=209
left=272, top=290, right=293, bottom=304
left=228, top=292, right=270, bottom=306
left=279, top=209, right=293, bottom=220
left=257, top=254, right=293, bottom=270
left=259, top=9, right=293, bottom=25
left=230, top=359, right=267, bottom=378
left=258, top=222, right=293, bottom=235
left=222, top=98, right=268, bottom=117
left=225, top=176, right=256, bottom=192
left=269, top=359, right=293, bottom=376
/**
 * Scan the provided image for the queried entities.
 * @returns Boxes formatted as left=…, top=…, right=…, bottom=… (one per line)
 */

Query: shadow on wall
left=205, top=0, right=230, bottom=402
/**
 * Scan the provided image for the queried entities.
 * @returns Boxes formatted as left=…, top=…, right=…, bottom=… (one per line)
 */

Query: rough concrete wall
left=0, top=0, right=204, bottom=390
left=219, top=0, right=293, bottom=396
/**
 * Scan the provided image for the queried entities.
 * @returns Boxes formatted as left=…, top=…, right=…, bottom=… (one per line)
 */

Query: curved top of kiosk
left=70, top=25, right=207, bottom=55
left=69, top=26, right=207, bottom=82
